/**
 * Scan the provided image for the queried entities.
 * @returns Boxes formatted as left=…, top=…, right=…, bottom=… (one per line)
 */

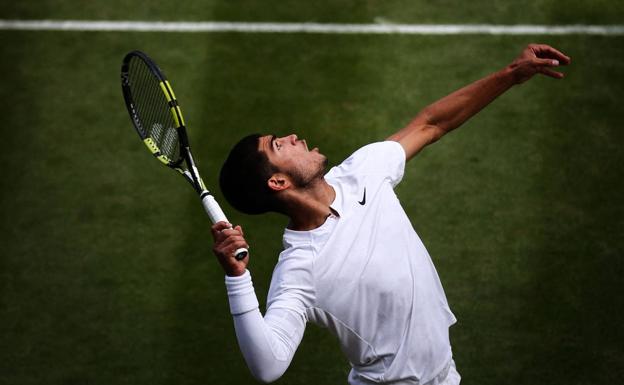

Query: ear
left=267, top=173, right=291, bottom=192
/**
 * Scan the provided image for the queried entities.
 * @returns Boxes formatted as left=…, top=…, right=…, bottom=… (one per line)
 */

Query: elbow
left=416, top=107, right=450, bottom=142
left=249, top=366, right=285, bottom=383
left=252, top=373, right=277, bottom=384
left=423, top=124, right=446, bottom=145
left=246, top=357, right=290, bottom=383
left=243, top=347, right=291, bottom=383
left=415, top=107, right=435, bottom=126
left=432, top=126, right=447, bottom=143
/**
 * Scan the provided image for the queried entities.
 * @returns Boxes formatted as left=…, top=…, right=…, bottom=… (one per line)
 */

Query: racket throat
left=180, top=147, right=207, bottom=194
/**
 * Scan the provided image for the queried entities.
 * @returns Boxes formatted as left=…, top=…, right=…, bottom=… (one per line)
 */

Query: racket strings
left=127, top=56, right=181, bottom=162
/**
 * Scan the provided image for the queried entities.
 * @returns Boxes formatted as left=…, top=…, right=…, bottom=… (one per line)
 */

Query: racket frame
left=121, top=50, right=248, bottom=260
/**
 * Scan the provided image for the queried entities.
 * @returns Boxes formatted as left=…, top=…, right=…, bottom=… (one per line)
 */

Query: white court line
left=0, top=19, right=623, bottom=35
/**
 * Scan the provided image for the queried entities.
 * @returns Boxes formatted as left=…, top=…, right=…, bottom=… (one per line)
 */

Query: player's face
left=258, top=134, right=328, bottom=187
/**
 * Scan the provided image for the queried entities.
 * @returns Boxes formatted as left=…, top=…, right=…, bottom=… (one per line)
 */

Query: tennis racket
left=121, top=50, right=248, bottom=260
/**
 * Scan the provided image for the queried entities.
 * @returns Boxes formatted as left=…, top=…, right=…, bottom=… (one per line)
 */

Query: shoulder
left=267, top=246, right=316, bottom=309
left=273, top=245, right=314, bottom=283
left=339, top=141, right=404, bottom=167
left=327, top=141, right=406, bottom=186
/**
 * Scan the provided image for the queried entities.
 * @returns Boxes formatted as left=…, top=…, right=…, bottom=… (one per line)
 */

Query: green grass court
left=1, top=1, right=623, bottom=384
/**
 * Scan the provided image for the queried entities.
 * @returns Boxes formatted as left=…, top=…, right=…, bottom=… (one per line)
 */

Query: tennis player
left=211, top=44, right=570, bottom=384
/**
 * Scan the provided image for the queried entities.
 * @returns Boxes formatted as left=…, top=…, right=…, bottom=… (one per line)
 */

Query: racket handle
left=201, top=193, right=248, bottom=260
left=233, top=248, right=249, bottom=260
left=201, top=193, right=227, bottom=223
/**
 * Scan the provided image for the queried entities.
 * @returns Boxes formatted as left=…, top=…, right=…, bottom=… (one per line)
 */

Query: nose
left=288, top=134, right=298, bottom=145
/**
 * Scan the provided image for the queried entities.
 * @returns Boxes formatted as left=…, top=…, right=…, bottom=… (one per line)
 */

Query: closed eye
left=270, top=134, right=279, bottom=152
left=271, top=135, right=282, bottom=151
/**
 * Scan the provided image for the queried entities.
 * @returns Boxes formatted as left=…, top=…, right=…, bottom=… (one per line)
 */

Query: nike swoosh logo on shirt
left=358, top=188, right=366, bottom=205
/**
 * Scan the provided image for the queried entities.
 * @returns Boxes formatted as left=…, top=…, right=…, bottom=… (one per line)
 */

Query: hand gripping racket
left=121, top=50, right=248, bottom=260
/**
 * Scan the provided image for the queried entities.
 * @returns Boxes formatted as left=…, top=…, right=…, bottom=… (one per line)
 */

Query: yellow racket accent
left=143, top=138, right=171, bottom=165
left=143, top=137, right=159, bottom=154
left=165, top=81, right=176, bottom=100
left=176, top=106, right=185, bottom=126
left=156, top=154, right=171, bottom=164
left=159, top=81, right=171, bottom=102
left=160, top=80, right=185, bottom=128
left=170, top=107, right=180, bottom=127
left=169, top=105, right=185, bottom=127
left=159, top=80, right=178, bottom=104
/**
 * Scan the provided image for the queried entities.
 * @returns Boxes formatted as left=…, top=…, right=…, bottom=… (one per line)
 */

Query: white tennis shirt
left=225, top=141, right=457, bottom=384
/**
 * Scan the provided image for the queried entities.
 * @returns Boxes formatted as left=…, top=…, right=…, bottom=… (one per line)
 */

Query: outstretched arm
left=387, top=44, right=571, bottom=161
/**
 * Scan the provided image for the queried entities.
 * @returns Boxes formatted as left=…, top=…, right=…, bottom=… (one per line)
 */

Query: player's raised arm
left=387, top=44, right=571, bottom=161
left=210, top=221, right=308, bottom=383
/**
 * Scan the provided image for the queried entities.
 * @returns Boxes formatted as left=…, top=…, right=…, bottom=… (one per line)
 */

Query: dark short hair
left=219, top=134, right=279, bottom=215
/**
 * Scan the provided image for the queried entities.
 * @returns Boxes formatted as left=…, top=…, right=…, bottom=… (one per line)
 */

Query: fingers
left=211, top=221, right=249, bottom=257
left=529, top=43, right=571, bottom=65
left=539, top=67, right=565, bottom=79
left=211, top=221, right=231, bottom=239
left=535, top=57, right=561, bottom=67
left=512, top=44, right=569, bottom=84
left=533, top=57, right=565, bottom=79
left=211, top=221, right=243, bottom=240
left=218, top=227, right=248, bottom=247
left=218, top=236, right=249, bottom=257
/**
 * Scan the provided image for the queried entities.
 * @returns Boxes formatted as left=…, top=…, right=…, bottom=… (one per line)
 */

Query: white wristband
left=224, top=270, right=260, bottom=315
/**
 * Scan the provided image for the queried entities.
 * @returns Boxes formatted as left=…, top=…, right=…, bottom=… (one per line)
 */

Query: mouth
left=300, top=139, right=317, bottom=152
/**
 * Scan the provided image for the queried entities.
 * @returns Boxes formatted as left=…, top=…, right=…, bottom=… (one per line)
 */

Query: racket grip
left=234, top=248, right=249, bottom=260
left=201, top=194, right=228, bottom=224
left=201, top=194, right=248, bottom=261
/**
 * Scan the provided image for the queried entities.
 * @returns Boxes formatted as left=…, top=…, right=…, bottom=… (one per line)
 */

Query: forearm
left=225, top=271, right=304, bottom=383
left=416, top=65, right=516, bottom=135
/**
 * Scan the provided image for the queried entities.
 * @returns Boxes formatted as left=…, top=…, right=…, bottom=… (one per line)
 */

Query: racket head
left=121, top=50, right=186, bottom=169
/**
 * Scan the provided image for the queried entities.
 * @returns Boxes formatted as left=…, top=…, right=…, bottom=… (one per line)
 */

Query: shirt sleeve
left=224, top=269, right=308, bottom=383
left=328, top=141, right=406, bottom=187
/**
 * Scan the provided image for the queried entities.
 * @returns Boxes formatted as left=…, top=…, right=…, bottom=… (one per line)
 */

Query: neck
left=282, top=178, right=337, bottom=231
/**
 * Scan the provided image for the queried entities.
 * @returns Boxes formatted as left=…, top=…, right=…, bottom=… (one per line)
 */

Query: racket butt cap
left=234, top=248, right=248, bottom=261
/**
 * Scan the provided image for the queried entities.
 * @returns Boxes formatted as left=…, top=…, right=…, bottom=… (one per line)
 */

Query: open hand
left=509, top=44, right=571, bottom=84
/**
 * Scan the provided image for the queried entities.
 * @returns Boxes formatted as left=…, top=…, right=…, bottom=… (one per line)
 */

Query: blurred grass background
left=1, top=1, right=623, bottom=384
